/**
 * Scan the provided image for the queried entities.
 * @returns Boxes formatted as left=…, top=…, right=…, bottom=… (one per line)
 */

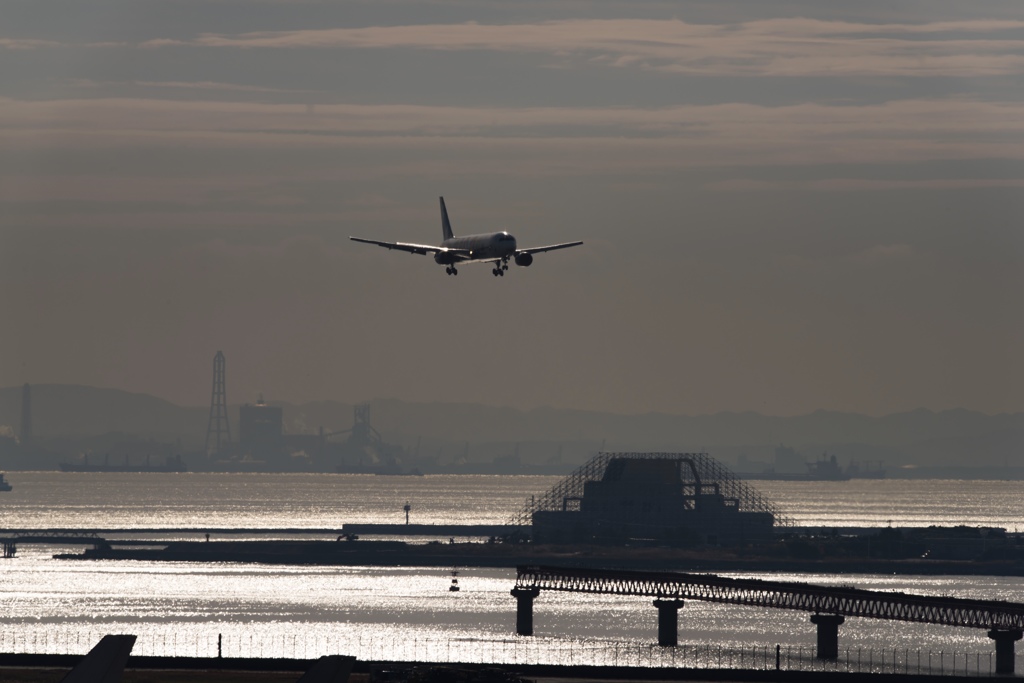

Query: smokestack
left=19, top=383, right=32, bottom=448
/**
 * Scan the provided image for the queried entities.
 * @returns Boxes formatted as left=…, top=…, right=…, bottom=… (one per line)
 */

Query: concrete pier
left=511, top=587, right=541, bottom=636
left=652, top=599, right=685, bottom=646
left=810, top=614, right=845, bottom=660
left=988, top=628, right=1023, bottom=675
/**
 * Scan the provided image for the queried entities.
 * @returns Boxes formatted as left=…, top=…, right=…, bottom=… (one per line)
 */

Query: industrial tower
left=205, top=351, right=231, bottom=458
left=19, top=383, right=31, bottom=448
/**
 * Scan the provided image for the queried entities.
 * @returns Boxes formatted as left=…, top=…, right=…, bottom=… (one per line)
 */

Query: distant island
left=0, top=384, right=1021, bottom=475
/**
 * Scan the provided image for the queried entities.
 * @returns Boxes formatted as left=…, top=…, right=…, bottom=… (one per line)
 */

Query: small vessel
left=449, top=568, right=460, bottom=592
left=0, top=473, right=11, bottom=492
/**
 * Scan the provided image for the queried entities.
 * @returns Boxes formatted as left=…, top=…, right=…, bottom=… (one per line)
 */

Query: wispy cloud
left=3, top=96, right=1022, bottom=158
left=0, top=38, right=61, bottom=50
left=706, top=178, right=1024, bottom=192
left=3, top=96, right=1023, bottom=197
left=175, top=18, right=1024, bottom=78
left=70, top=79, right=316, bottom=95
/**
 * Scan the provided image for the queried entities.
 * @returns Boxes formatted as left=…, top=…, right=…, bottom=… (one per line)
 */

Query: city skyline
left=2, top=0, right=1022, bottom=417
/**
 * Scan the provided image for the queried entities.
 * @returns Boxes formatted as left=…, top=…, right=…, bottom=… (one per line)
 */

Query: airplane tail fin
left=440, top=196, right=454, bottom=241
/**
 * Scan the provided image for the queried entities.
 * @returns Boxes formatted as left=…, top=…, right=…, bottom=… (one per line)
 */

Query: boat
left=737, top=453, right=851, bottom=481
left=0, top=473, right=11, bottom=492
left=449, top=568, right=460, bottom=592
left=59, top=454, right=187, bottom=473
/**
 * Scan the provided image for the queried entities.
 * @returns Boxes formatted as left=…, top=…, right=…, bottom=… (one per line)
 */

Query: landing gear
left=492, top=258, right=509, bottom=276
left=445, top=266, right=458, bottom=276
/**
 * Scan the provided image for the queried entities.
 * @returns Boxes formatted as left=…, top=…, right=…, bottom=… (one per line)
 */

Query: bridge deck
left=516, top=564, right=1024, bottom=630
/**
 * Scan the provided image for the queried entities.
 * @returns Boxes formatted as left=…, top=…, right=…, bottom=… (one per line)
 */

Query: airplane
left=350, top=197, right=583, bottom=276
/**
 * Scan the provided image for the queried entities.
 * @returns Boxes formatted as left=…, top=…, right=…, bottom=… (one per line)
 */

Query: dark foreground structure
left=511, top=565, right=1024, bottom=674
left=523, top=453, right=780, bottom=546
left=2, top=653, right=1020, bottom=683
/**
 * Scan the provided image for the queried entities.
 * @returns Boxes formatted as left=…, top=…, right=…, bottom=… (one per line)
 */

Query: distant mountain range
left=1, top=384, right=1021, bottom=470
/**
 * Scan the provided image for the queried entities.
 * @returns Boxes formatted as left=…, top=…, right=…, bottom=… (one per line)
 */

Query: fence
left=0, top=629, right=1002, bottom=676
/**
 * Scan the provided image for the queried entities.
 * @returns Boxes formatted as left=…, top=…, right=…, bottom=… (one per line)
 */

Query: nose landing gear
left=492, top=258, right=509, bottom=276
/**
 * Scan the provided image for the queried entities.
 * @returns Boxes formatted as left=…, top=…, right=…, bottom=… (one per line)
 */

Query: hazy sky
left=2, top=0, right=1022, bottom=416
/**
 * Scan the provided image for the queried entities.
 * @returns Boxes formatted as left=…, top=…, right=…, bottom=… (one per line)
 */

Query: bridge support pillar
left=988, top=628, right=1023, bottom=675
left=511, top=587, right=541, bottom=636
left=653, top=599, right=685, bottom=646
left=810, top=614, right=845, bottom=660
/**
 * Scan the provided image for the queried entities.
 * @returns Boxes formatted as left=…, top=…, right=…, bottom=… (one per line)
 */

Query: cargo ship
left=737, top=453, right=852, bottom=481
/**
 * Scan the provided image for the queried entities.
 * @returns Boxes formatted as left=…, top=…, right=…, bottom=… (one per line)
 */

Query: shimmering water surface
left=1, top=472, right=1022, bottom=530
left=0, top=473, right=1020, bottom=670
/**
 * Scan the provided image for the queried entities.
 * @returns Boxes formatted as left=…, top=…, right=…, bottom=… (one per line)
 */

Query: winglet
left=440, top=196, right=454, bottom=242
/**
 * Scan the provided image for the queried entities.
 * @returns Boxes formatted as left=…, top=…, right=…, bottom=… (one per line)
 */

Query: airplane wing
left=350, top=237, right=469, bottom=257
left=518, top=240, right=584, bottom=255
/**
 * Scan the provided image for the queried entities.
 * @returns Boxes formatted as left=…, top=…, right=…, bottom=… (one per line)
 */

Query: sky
left=1, top=0, right=1022, bottom=417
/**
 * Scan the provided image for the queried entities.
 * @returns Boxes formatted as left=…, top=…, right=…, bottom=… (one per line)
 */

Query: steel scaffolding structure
left=508, top=451, right=791, bottom=527
left=205, top=350, right=232, bottom=458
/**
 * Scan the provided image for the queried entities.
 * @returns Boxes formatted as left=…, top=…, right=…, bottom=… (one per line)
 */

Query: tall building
left=239, top=395, right=284, bottom=462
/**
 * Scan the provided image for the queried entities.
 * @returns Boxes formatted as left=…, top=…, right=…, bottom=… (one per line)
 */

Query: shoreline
left=54, top=539, right=1024, bottom=576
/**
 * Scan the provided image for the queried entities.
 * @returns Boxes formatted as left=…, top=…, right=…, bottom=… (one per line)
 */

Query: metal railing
left=0, top=629, right=1004, bottom=676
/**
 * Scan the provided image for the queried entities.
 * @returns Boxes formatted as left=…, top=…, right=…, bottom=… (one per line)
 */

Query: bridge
left=511, top=565, right=1024, bottom=674
left=0, top=531, right=103, bottom=558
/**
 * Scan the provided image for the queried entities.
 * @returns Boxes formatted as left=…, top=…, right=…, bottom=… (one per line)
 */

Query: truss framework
left=508, top=451, right=791, bottom=527
left=516, top=565, right=1024, bottom=630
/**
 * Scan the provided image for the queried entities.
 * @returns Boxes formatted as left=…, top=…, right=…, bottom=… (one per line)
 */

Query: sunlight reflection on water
left=0, top=473, right=1021, bottom=670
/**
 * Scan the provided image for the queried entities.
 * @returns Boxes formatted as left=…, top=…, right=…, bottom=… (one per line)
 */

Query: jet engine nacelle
left=514, top=252, right=534, bottom=267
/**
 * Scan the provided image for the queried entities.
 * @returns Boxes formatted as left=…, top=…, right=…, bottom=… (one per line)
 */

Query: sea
left=0, top=472, right=1021, bottom=673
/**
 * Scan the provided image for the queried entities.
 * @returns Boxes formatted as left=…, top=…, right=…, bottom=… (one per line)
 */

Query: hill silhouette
left=0, top=385, right=1021, bottom=471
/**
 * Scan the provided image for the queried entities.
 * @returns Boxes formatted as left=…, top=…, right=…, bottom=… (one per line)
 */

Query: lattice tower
left=205, top=351, right=231, bottom=457
left=508, top=451, right=791, bottom=527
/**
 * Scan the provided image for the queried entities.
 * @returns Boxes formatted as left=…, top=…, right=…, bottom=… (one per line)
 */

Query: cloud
left=0, top=38, right=60, bottom=50
left=71, top=79, right=316, bottom=95
left=179, top=17, right=1024, bottom=78
left=2, top=96, right=1023, bottom=165
left=706, top=178, right=1024, bottom=192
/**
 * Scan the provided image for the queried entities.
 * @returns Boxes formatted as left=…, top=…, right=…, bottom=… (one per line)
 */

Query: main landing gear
left=492, top=259, right=509, bottom=277
left=445, top=266, right=459, bottom=276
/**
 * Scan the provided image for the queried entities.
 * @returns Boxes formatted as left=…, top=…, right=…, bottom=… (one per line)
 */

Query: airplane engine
left=514, top=253, right=534, bottom=267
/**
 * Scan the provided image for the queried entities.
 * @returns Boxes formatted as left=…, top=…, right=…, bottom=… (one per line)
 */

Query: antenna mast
left=205, top=351, right=231, bottom=458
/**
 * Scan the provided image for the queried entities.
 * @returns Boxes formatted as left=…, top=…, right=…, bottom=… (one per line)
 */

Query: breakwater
left=52, top=537, right=1024, bottom=575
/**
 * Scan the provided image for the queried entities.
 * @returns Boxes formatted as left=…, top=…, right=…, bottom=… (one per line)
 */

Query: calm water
left=0, top=473, right=1020, bottom=670
left=1, top=472, right=1021, bottom=530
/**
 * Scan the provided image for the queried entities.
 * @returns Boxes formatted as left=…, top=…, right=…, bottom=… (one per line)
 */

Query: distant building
left=531, top=455, right=776, bottom=546
left=239, top=396, right=284, bottom=463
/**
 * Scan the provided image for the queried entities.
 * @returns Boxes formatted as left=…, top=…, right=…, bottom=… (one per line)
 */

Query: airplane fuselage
left=349, top=197, right=580, bottom=276
left=433, top=231, right=518, bottom=265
